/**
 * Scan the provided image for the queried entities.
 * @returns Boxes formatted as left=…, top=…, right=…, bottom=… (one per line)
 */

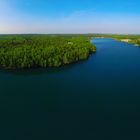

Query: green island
left=0, top=35, right=96, bottom=69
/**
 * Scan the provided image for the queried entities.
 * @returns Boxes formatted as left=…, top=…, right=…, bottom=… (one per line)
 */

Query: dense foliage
left=112, top=35, right=140, bottom=46
left=89, top=34, right=140, bottom=46
left=124, top=38, right=140, bottom=46
left=99, top=34, right=140, bottom=46
left=0, top=35, right=96, bottom=69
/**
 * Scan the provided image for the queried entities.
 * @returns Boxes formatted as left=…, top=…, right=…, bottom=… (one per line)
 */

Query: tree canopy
left=0, top=35, right=96, bottom=69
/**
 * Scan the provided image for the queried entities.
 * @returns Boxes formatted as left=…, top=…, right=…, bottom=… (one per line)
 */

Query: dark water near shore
left=1, top=38, right=140, bottom=140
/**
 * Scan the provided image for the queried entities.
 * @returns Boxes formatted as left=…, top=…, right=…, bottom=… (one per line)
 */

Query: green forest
left=95, top=34, right=140, bottom=46
left=0, top=35, right=96, bottom=69
left=111, top=35, right=140, bottom=46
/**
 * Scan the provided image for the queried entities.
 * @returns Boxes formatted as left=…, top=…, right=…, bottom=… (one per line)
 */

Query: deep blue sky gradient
left=0, top=0, right=140, bottom=34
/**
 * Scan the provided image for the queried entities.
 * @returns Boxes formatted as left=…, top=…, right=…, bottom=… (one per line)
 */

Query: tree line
left=0, top=35, right=96, bottom=69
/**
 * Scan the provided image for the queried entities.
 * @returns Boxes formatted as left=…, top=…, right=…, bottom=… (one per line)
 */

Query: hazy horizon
left=1, top=0, right=140, bottom=34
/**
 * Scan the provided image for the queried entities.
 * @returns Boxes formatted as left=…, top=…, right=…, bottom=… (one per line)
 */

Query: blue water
left=0, top=38, right=140, bottom=140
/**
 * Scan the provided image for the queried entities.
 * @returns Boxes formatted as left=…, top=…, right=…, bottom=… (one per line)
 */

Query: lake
left=0, top=38, right=140, bottom=140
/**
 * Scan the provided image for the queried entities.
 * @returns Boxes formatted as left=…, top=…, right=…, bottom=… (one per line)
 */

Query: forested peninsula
left=0, top=35, right=96, bottom=69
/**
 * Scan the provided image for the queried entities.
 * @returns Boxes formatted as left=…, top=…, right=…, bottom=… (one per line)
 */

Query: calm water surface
left=1, top=38, right=140, bottom=140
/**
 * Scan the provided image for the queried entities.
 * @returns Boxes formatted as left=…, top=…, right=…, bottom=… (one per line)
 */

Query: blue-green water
left=1, top=38, right=140, bottom=140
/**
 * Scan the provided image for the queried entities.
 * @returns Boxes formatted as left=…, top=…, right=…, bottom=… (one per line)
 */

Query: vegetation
left=0, top=35, right=96, bottom=69
left=92, top=34, right=140, bottom=46
left=87, top=34, right=140, bottom=46
left=120, top=38, right=140, bottom=46
left=106, top=35, right=140, bottom=46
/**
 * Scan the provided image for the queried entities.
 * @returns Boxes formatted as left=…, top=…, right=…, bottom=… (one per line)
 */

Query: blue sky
left=0, top=0, right=140, bottom=34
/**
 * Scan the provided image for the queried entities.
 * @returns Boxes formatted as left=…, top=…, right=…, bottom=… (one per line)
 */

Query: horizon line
left=0, top=33, right=140, bottom=35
